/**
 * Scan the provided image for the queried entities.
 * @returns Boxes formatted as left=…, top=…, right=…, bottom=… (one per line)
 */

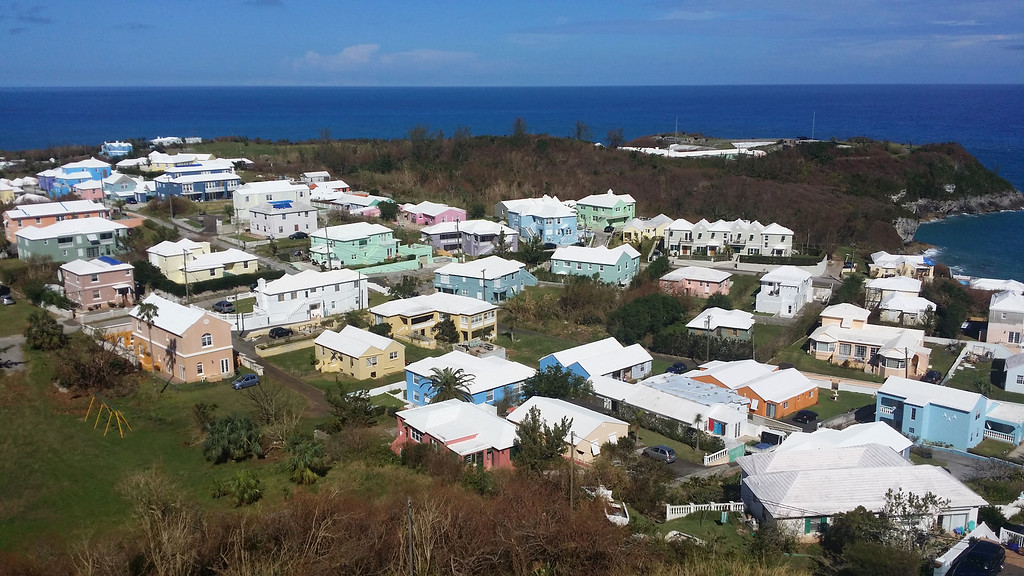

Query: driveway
left=232, top=334, right=329, bottom=419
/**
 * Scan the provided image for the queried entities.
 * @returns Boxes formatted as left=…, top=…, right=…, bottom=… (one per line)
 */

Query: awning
left=86, top=234, right=98, bottom=242
left=112, top=283, right=132, bottom=292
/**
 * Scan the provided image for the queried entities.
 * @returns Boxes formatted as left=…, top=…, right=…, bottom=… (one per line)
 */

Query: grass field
left=925, top=343, right=960, bottom=379
left=969, top=438, right=1018, bottom=459
left=811, top=390, right=874, bottom=421
left=495, top=331, right=583, bottom=368
left=263, top=342, right=441, bottom=394
left=635, top=427, right=708, bottom=464
left=658, top=511, right=751, bottom=549
left=0, top=299, right=42, bottom=337
left=772, top=338, right=884, bottom=383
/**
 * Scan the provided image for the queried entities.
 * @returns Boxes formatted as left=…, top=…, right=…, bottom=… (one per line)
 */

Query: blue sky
left=3, top=0, right=1022, bottom=86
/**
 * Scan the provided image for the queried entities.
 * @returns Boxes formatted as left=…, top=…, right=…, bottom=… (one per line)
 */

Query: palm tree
left=286, top=440, right=329, bottom=485
left=428, top=367, right=474, bottom=403
left=136, top=301, right=159, bottom=371
left=693, top=413, right=704, bottom=452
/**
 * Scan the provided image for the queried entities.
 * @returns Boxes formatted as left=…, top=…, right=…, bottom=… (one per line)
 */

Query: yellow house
left=507, top=396, right=630, bottom=465
left=314, top=325, right=406, bottom=380
left=181, top=248, right=259, bottom=284
left=621, top=214, right=674, bottom=244
left=369, top=292, right=498, bottom=348
left=147, top=239, right=210, bottom=283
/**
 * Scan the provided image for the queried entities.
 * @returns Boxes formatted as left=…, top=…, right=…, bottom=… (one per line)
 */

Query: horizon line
left=2, top=82, right=1024, bottom=90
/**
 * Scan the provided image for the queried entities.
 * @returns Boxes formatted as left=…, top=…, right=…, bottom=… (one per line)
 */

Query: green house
left=16, top=217, right=128, bottom=263
left=550, top=244, right=641, bottom=286
left=576, top=189, right=636, bottom=230
left=309, top=221, right=400, bottom=268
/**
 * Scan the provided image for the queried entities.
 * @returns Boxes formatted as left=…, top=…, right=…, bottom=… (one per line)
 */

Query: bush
left=132, top=260, right=286, bottom=297
left=738, top=254, right=823, bottom=266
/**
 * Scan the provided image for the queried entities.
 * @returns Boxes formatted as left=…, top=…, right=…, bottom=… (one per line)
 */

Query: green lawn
left=652, top=358, right=672, bottom=375
left=255, top=237, right=309, bottom=260
left=368, top=291, right=394, bottom=308
left=0, top=299, right=43, bottom=337
left=811, top=390, right=874, bottom=421
left=728, top=274, right=762, bottom=312
left=945, top=360, right=1024, bottom=402
left=635, top=427, right=707, bottom=464
left=371, top=393, right=406, bottom=409
left=495, top=331, right=583, bottom=368
left=925, top=343, right=959, bottom=378
left=969, top=438, right=1018, bottom=459
left=909, top=450, right=948, bottom=467
left=233, top=297, right=255, bottom=313
left=658, top=511, right=751, bottom=549
left=264, top=343, right=431, bottom=394
left=773, top=338, right=884, bottom=383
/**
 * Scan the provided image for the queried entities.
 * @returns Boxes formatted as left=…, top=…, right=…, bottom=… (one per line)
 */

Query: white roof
left=821, top=303, right=871, bottom=323
left=685, top=359, right=776, bottom=390
left=551, top=244, right=640, bottom=266
left=435, top=256, right=526, bottom=280
left=371, top=292, right=497, bottom=318
left=61, top=157, right=110, bottom=170
left=866, top=276, right=922, bottom=293
left=302, top=171, right=331, bottom=178
left=249, top=201, right=316, bottom=215
left=396, top=399, right=518, bottom=454
left=666, top=218, right=694, bottom=231
left=406, top=350, right=535, bottom=395
left=776, top=422, right=913, bottom=455
left=623, top=214, right=673, bottom=231
left=421, top=219, right=517, bottom=237
left=311, top=222, right=393, bottom=242
left=235, top=180, right=308, bottom=195
left=577, top=189, right=636, bottom=208
left=508, top=396, right=627, bottom=444
left=325, top=192, right=388, bottom=208
left=314, top=325, right=397, bottom=358
left=401, top=201, right=461, bottom=217
left=183, top=249, right=258, bottom=272
left=870, top=251, right=932, bottom=268
left=661, top=266, right=732, bottom=284
left=59, top=257, right=133, bottom=276
left=73, top=179, right=102, bottom=189
left=971, top=278, right=1024, bottom=294
left=261, top=269, right=363, bottom=295
left=502, top=195, right=576, bottom=218
left=591, top=375, right=749, bottom=428
left=808, top=323, right=926, bottom=358
left=762, top=222, right=794, bottom=235
left=741, top=442, right=910, bottom=476
left=760, top=265, right=811, bottom=284
left=990, top=291, right=1024, bottom=314
left=5, top=199, right=108, bottom=219
left=16, top=217, right=126, bottom=240
left=546, top=337, right=653, bottom=378
left=128, top=293, right=208, bottom=336
left=147, top=238, right=208, bottom=257
left=986, top=401, right=1024, bottom=425
left=879, top=294, right=936, bottom=314
left=686, top=307, right=755, bottom=331
left=741, top=368, right=817, bottom=403
left=310, top=179, right=351, bottom=191
left=878, top=376, right=983, bottom=412
left=162, top=172, right=240, bottom=185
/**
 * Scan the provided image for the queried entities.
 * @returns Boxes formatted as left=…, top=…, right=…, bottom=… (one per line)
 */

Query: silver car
left=642, top=445, right=677, bottom=464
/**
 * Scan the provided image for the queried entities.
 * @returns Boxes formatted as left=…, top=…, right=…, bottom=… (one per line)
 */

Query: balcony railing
left=984, top=429, right=1016, bottom=444
left=879, top=405, right=895, bottom=416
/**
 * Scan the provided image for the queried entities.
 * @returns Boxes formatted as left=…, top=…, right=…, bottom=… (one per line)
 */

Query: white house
left=665, top=218, right=794, bottom=257
left=248, top=200, right=318, bottom=238
left=865, top=276, right=922, bottom=307
left=253, top=269, right=367, bottom=326
left=775, top=421, right=913, bottom=459
left=539, top=337, right=653, bottom=382
left=878, top=294, right=936, bottom=326
left=300, top=171, right=330, bottom=184
left=232, top=180, right=310, bottom=223
left=755, top=266, right=814, bottom=318
left=986, top=291, right=1024, bottom=350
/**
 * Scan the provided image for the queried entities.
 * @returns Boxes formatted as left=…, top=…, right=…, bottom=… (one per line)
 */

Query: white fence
left=1000, top=526, right=1024, bottom=548
left=985, top=429, right=1016, bottom=444
left=666, top=501, right=746, bottom=522
left=703, top=447, right=730, bottom=466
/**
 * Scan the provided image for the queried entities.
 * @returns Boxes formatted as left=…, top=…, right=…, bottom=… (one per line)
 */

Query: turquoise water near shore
left=915, top=211, right=1024, bottom=279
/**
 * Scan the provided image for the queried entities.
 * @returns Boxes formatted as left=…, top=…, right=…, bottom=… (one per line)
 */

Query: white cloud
left=296, top=44, right=381, bottom=71
left=930, top=20, right=982, bottom=27
left=294, top=44, right=473, bottom=73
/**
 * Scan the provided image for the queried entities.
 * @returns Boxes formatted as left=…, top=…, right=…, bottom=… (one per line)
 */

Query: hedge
left=132, top=260, right=285, bottom=297
left=614, top=403, right=725, bottom=454
left=738, top=254, right=823, bottom=266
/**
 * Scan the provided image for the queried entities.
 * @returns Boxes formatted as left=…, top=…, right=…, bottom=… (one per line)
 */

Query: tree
left=325, top=389, right=378, bottom=429
left=523, top=365, right=593, bottom=400
left=54, top=334, right=140, bottom=397
left=202, top=415, right=264, bottom=464
left=692, top=413, right=703, bottom=451
left=511, top=117, right=528, bottom=141
left=821, top=505, right=890, bottom=558
left=427, top=366, right=474, bottom=403
left=24, top=310, right=67, bottom=351
left=606, top=293, right=685, bottom=344
left=285, top=438, right=330, bottom=485
left=226, top=470, right=262, bottom=507
left=368, top=322, right=392, bottom=338
left=493, top=230, right=511, bottom=258
left=136, top=301, right=159, bottom=365
left=607, top=128, right=626, bottom=149
left=834, top=274, right=864, bottom=305
left=390, top=275, right=420, bottom=299
left=704, top=292, right=733, bottom=311
left=573, top=120, right=592, bottom=142
left=747, top=522, right=797, bottom=566
left=516, top=236, right=547, bottom=267
left=432, top=317, right=460, bottom=345
left=468, top=202, right=486, bottom=219
left=377, top=199, right=399, bottom=221
left=512, top=406, right=572, bottom=473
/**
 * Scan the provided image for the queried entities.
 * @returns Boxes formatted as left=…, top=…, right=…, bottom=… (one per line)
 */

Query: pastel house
left=404, top=350, right=535, bottom=406
left=3, top=199, right=111, bottom=243
left=686, top=307, right=755, bottom=340
left=232, top=180, right=310, bottom=223
left=864, top=276, right=921, bottom=307
left=501, top=195, right=579, bottom=247
left=73, top=179, right=104, bottom=201
left=182, top=249, right=260, bottom=284
left=807, top=303, right=931, bottom=379
left=1005, top=353, right=1024, bottom=394
left=686, top=360, right=818, bottom=419
left=102, top=173, right=148, bottom=203
left=575, top=189, right=636, bottom=230
left=875, top=376, right=988, bottom=450
left=16, top=218, right=128, bottom=263
left=101, top=141, right=133, bottom=158
left=314, top=325, right=405, bottom=380
left=370, top=292, right=498, bottom=347
left=253, top=269, right=366, bottom=326
left=878, top=294, right=936, bottom=326
left=868, top=251, right=935, bottom=282
left=660, top=266, right=732, bottom=297
left=309, top=222, right=399, bottom=268
left=48, top=158, right=113, bottom=196
left=129, top=294, right=235, bottom=383
left=754, top=266, right=813, bottom=318
left=550, top=244, right=640, bottom=285
left=147, top=239, right=211, bottom=283
left=154, top=171, right=241, bottom=202
left=391, top=400, right=517, bottom=470
left=986, top=291, right=1024, bottom=351
left=433, top=256, right=537, bottom=304
left=400, top=201, right=467, bottom=225
left=539, top=337, right=652, bottom=382
left=248, top=200, right=318, bottom=239
left=507, top=396, right=629, bottom=465
left=420, top=220, right=519, bottom=256
left=58, top=257, right=135, bottom=309
left=620, top=214, right=673, bottom=243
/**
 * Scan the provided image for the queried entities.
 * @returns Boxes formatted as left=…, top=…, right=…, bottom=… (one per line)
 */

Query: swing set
left=83, top=396, right=133, bottom=438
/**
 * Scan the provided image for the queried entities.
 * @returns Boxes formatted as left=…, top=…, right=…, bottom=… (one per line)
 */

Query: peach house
left=3, top=199, right=111, bottom=243
left=687, top=360, right=818, bottom=419
left=129, top=294, right=234, bottom=383
left=660, top=266, right=732, bottom=297
left=391, top=400, right=517, bottom=470
left=58, top=257, right=135, bottom=309
left=400, top=201, right=467, bottom=225
left=73, top=179, right=105, bottom=201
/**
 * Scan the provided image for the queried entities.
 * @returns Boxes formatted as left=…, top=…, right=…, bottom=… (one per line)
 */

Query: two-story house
left=370, top=292, right=498, bottom=347
left=660, top=266, right=732, bottom=297
left=575, top=189, right=636, bottom=230
left=420, top=220, right=519, bottom=256
left=102, top=173, right=148, bottom=203
left=807, top=303, right=931, bottom=378
left=986, top=291, right=1024, bottom=351
left=309, top=222, right=399, bottom=268
left=3, top=199, right=111, bottom=243
left=182, top=249, right=259, bottom=284
left=147, top=238, right=210, bottom=283
left=100, top=141, right=133, bottom=158
left=687, top=307, right=755, bottom=340
left=232, top=180, right=310, bottom=223
left=433, top=256, right=538, bottom=304
left=665, top=218, right=794, bottom=257
left=46, top=158, right=112, bottom=196
left=253, top=269, right=366, bottom=326
left=868, top=251, right=935, bottom=282
left=129, top=294, right=235, bottom=383
left=248, top=200, right=318, bottom=238
left=620, top=214, right=673, bottom=243
left=314, top=325, right=404, bottom=379
left=404, top=350, right=535, bottom=406
left=502, top=195, right=579, bottom=246
left=755, top=266, right=813, bottom=318
left=391, top=400, right=517, bottom=470
left=73, top=179, right=104, bottom=201
left=400, top=201, right=467, bottom=226
left=876, top=376, right=988, bottom=450
left=154, top=169, right=240, bottom=202
left=300, top=171, right=331, bottom=184
left=550, top=244, right=640, bottom=285
left=16, top=217, right=128, bottom=263
left=58, top=256, right=135, bottom=309
left=540, top=337, right=653, bottom=382
left=864, top=276, right=921, bottom=307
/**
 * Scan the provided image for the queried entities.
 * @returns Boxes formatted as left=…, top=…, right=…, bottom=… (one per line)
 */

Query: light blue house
left=539, top=337, right=653, bottom=382
left=154, top=162, right=240, bottom=201
left=101, top=141, right=133, bottom=158
left=50, top=158, right=112, bottom=196
left=503, top=196, right=579, bottom=246
left=404, top=350, right=536, bottom=407
left=550, top=244, right=640, bottom=285
left=433, top=256, right=538, bottom=304
left=875, top=376, right=987, bottom=450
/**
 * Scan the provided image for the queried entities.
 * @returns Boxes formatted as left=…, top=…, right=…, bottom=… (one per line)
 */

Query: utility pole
left=183, top=247, right=190, bottom=303
left=407, top=497, right=414, bottom=576
left=569, top=431, right=575, bottom=510
left=705, top=314, right=712, bottom=361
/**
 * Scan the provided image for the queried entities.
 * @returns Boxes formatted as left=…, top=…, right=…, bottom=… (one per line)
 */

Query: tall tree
left=24, top=310, right=67, bottom=351
left=523, top=365, right=593, bottom=401
left=607, top=128, right=626, bottom=149
left=512, top=406, right=572, bottom=473
left=573, top=120, right=592, bottom=142
left=136, top=301, right=159, bottom=367
left=428, top=366, right=474, bottom=403
left=377, top=200, right=399, bottom=221
left=432, top=317, right=460, bottom=345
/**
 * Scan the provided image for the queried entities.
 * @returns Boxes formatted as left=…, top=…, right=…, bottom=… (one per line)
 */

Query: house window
left=366, top=356, right=378, bottom=366
left=201, top=333, right=212, bottom=347
left=486, top=389, right=494, bottom=403
left=196, top=363, right=204, bottom=375
left=221, top=358, right=230, bottom=373
left=413, top=391, right=420, bottom=403
left=389, top=351, right=398, bottom=360
left=1010, top=332, right=1022, bottom=344
left=410, top=428, right=422, bottom=442
left=783, top=401, right=789, bottom=409
left=838, top=343, right=851, bottom=356
left=92, top=290, right=101, bottom=299
left=854, top=345, right=868, bottom=359
left=91, top=274, right=99, bottom=282
left=910, top=408, right=917, bottom=420
left=1017, top=375, right=1024, bottom=386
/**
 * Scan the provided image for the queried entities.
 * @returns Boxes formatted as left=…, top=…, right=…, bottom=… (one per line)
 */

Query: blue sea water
left=0, top=84, right=1022, bottom=276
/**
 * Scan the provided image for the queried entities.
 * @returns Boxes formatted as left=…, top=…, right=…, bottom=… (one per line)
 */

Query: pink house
left=73, top=179, right=105, bottom=201
left=660, top=266, right=733, bottom=297
left=400, top=201, right=467, bottom=225
left=391, top=399, right=516, bottom=470
left=59, top=257, right=135, bottom=309
left=129, top=294, right=235, bottom=383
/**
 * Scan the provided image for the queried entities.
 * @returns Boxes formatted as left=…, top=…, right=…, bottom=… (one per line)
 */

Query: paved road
left=232, top=334, right=329, bottom=419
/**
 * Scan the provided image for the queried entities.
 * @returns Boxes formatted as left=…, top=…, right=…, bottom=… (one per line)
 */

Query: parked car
left=642, top=445, right=677, bottom=464
left=212, top=300, right=234, bottom=313
left=947, top=539, right=1004, bottom=575
left=603, top=225, right=615, bottom=233
left=792, top=410, right=818, bottom=424
left=232, top=374, right=260, bottom=390
left=268, top=327, right=294, bottom=339
left=288, top=231, right=309, bottom=240
left=667, top=362, right=689, bottom=374
left=1, top=295, right=14, bottom=306
left=922, top=369, right=943, bottom=384
left=249, top=282, right=259, bottom=292
left=125, top=198, right=137, bottom=204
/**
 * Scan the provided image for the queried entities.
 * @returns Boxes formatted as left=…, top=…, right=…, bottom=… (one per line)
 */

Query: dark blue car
left=667, top=362, right=689, bottom=374
left=232, top=374, right=260, bottom=390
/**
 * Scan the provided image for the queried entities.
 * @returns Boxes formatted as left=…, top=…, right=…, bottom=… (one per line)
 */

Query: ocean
left=1, top=84, right=1022, bottom=277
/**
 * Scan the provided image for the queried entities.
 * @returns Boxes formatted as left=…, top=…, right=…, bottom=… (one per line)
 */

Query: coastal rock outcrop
left=905, top=189, right=1024, bottom=221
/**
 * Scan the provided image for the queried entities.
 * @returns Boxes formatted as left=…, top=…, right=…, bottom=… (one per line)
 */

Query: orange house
left=687, top=360, right=819, bottom=419
left=2, top=199, right=111, bottom=243
left=129, top=294, right=235, bottom=383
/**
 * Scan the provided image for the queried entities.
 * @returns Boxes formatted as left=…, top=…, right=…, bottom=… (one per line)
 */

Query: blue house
left=550, top=244, right=641, bottom=285
left=50, top=158, right=112, bottom=196
left=875, top=376, right=987, bottom=450
left=539, top=337, right=653, bottom=382
left=433, top=255, right=538, bottom=304
left=503, top=196, right=579, bottom=246
left=404, top=350, right=536, bottom=407
left=101, top=141, right=133, bottom=158
left=154, top=163, right=241, bottom=201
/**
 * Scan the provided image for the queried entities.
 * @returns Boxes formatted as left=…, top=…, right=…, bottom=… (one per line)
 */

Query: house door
left=714, top=421, right=724, bottom=435
left=766, top=403, right=776, bottom=418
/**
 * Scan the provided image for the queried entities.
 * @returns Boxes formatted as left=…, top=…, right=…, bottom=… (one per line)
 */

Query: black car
left=922, top=369, right=943, bottom=384
left=947, top=539, right=1005, bottom=575
left=603, top=225, right=615, bottom=233
left=268, top=327, right=294, bottom=339
left=667, top=362, right=689, bottom=374
left=792, top=410, right=818, bottom=424
left=288, top=231, right=309, bottom=240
